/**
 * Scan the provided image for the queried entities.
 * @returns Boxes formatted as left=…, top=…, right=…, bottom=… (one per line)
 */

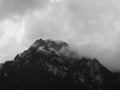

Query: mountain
left=0, top=38, right=118, bottom=90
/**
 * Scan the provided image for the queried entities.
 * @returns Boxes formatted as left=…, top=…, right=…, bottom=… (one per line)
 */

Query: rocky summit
left=0, top=39, right=118, bottom=90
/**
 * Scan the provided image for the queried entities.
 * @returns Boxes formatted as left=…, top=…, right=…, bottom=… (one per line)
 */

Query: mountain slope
left=0, top=39, right=117, bottom=90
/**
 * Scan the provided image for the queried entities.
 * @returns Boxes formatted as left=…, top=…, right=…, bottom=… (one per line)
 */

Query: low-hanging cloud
left=1, top=0, right=120, bottom=71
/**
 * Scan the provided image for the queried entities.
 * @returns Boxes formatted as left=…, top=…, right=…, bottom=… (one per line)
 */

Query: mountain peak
left=29, top=39, right=69, bottom=55
left=0, top=38, right=117, bottom=90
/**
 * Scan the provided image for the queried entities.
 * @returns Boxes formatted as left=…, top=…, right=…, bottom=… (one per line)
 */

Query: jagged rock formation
left=0, top=39, right=117, bottom=90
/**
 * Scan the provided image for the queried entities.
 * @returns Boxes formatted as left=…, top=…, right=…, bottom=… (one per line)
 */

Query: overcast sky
left=0, top=0, right=120, bottom=71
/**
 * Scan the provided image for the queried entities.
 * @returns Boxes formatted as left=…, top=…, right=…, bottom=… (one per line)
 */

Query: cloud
left=24, top=0, right=120, bottom=71
left=0, top=0, right=49, bottom=62
left=0, top=0, right=49, bottom=20
left=0, top=18, right=26, bottom=62
left=1, top=0, right=120, bottom=71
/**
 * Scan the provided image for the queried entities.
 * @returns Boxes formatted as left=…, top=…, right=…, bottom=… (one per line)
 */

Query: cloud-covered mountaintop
left=0, top=38, right=117, bottom=90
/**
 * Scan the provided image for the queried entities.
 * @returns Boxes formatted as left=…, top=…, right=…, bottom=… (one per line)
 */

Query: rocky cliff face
left=0, top=39, right=117, bottom=90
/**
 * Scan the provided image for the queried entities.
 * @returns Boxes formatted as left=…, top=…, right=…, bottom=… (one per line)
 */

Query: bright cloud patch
left=0, top=17, right=26, bottom=62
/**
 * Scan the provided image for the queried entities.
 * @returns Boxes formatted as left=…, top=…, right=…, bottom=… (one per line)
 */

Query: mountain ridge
left=0, top=38, right=118, bottom=90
